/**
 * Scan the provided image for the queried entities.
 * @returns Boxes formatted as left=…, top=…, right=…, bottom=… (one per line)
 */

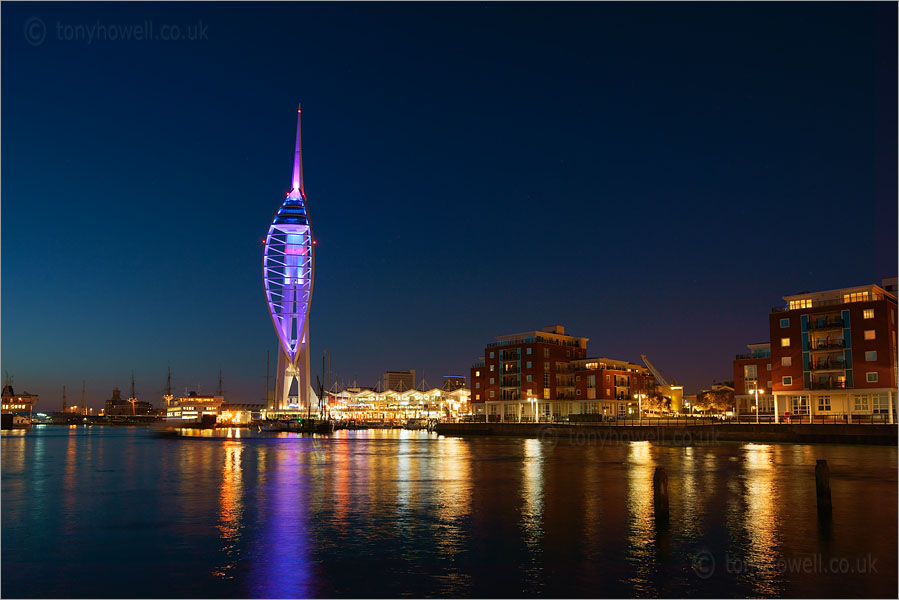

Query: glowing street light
left=749, top=385, right=761, bottom=424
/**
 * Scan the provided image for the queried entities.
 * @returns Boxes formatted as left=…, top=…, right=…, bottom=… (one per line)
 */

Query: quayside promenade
left=435, top=421, right=899, bottom=445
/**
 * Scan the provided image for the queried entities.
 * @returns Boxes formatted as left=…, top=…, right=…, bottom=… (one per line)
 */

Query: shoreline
left=435, top=422, right=899, bottom=445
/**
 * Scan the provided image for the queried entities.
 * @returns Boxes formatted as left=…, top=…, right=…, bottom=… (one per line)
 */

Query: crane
left=640, top=354, right=670, bottom=386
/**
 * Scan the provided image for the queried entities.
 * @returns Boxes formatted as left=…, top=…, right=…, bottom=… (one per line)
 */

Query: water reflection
left=214, top=442, right=244, bottom=579
left=740, top=443, right=781, bottom=595
left=625, top=441, right=656, bottom=595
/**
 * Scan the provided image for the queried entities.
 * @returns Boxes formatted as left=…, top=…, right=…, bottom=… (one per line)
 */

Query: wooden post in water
left=815, top=459, right=832, bottom=520
left=653, top=466, right=669, bottom=523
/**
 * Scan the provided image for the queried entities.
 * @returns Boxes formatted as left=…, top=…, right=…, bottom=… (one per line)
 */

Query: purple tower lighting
left=263, top=105, right=316, bottom=411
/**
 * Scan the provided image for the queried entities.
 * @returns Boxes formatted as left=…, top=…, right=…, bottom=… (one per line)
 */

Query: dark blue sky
left=2, top=2, right=896, bottom=409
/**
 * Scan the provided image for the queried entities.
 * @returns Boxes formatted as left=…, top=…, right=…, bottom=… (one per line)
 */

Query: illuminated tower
left=263, top=105, right=316, bottom=412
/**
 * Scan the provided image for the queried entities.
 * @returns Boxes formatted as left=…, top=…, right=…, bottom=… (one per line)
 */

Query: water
left=2, top=426, right=896, bottom=598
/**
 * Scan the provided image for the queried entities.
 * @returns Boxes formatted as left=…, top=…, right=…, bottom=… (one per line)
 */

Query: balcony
left=811, top=359, right=846, bottom=371
left=809, top=339, right=845, bottom=351
left=736, top=351, right=771, bottom=359
left=807, top=317, right=844, bottom=331
left=501, top=367, right=520, bottom=375
left=809, top=379, right=847, bottom=390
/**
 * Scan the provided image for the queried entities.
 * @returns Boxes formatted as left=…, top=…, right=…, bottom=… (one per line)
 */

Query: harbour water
left=2, top=426, right=896, bottom=598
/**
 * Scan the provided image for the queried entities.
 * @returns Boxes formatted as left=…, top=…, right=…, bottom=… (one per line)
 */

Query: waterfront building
left=264, top=105, right=317, bottom=413
left=1, top=377, right=38, bottom=422
left=383, top=370, right=416, bottom=392
left=733, top=342, right=775, bottom=419
left=218, top=403, right=265, bottom=425
left=104, top=387, right=155, bottom=416
left=327, top=386, right=470, bottom=422
left=469, top=325, right=656, bottom=421
left=733, top=278, right=898, bottom=422
left=442, top=375, right=467, bottom=391
left=165, top=391, right=225, bottom=421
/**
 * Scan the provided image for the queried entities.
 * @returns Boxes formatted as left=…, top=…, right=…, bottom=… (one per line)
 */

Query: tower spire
left=290, top=103, right=304, bottom=195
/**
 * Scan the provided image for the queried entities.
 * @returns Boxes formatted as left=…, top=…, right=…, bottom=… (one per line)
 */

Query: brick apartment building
left=733, top=342, right=774, bottom=418
left=733, top=278, right=898, bottom=422
left=469, top=325, right=656, bottom=421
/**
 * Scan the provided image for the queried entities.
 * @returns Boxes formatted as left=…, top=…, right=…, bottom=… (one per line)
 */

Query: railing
left=452, top=413, right=896, bottom=426
left=809, top=340, right=845, bottom=350
left=772, top=294, right=886, bottom=312
left=809, top=380, right=847, bottom=390
left=807, top=318, right=845, bottom=331
left=811, top=360, right=845, bottom=371
left=736, top=351, right=771, bottom=359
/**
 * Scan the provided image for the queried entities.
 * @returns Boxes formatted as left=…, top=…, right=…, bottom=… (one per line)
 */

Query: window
left=543, top=348, right=549, bottom=358
left=475, top=394, right=480, bottom=400
left=489, top=365, right=494, bottom=372
left=781, top=337, right=791, bottom=347
left=767, top=363, right=772, bottom=371
left=566, top=350, right=571, bottom=357
left=843, top=291, right=870, bottom=303
left=767, top=380, right=773, bottom=388
left=863, top=309, right=874, bottom=319
left=489, top=377, right=494, bottom=385
left=782, top=356, right=792, bottom=367
left=606, top=388, right=611, bottom=396
left=526, top=347, right=532, bottom=355
left=865, top=351, right=877, bottom=361
left=543, top=373, right=550, bottom=387
left=780, top=318, right=790, bottom=328
left=788, top=299, right=812, bottom=310
left=544, top=361, right=550, bottom=371
left=526, top=375, right=532, bottom=382
left=854, top=395, right=869, bottom=411
left=605, top=374, right=611, bottom=382
left=475, top=370, right=480, bottom=377
left=543, top=388, right=550, bottom=400
left=588, top=375, right=596, bottom=388
left=782, top=376, right=793, bottom=386
left=576, top=389, right=582, bottom=396
left=866, top=372, right=878, bottom=383
left=872, top=393, right=889, bottom=413
left=475, top=382, right=480, bottom=389
left=489, top=390, right=495, bottom=398
left=790, top=396, right=809, bottom=415
left=818, top=396, right=831, bottom=412
left=575, top=375, right=580, bottom=382
left=526, top=361, right=532, bottom=369
left=744, top=365, right=758, bottom=380
left=864, top=330, right=876, bottom=340
left=489, top=352, right=494, bottom=359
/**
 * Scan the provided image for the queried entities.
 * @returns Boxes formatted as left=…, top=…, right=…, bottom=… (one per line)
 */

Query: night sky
left=2, top=2, right=896, bottom=409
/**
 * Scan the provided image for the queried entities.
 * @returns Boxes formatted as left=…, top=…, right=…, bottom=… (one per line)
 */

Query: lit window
left=475, top=371, right=480, bottom=377
left=866, top=372, right=878, bottom=383
left=744, top=365, right=757, bottom=380
left=865, top=351, right=877, bottom=361
left=843, top=291, right=870, bottom=303
left=854, top=395, right=869, bottom=411
left=489, top=365, right=494, bottom=372
left=788, top=299, right=812, bottom=310
left=475, top=394, right=480, bottom=400
left=863, top=309, right=874, bottom=319
left=606, top=388, right=610, bottom=395
left=818, top=396, right=831, bottom=412
left=864, top=330, right=875, bottom=340
left=781, top=337, right=791, bottom=347
left=782, top=376, right=792, bottom=386
left=780, top=318, right=790, bottom=328
left=543, top=388, right=550, bottom=399
left=585, top=362, right=598, bottom=370
left=782, top=356, right=792, bottom=367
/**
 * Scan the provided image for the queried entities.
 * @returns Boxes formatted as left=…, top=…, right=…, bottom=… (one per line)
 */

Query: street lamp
left=528, top=392, right=537, bottom=424
left=635, top=393, right=646, bottom=425
left=749, top=385, right=761, bottom=424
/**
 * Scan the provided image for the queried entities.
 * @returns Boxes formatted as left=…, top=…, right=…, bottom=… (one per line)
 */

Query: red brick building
left=469, top=325, right=655, bottom=421
left=734, top=278, right=897, bottom=422
left=732, top=343, right=774, bottom=419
